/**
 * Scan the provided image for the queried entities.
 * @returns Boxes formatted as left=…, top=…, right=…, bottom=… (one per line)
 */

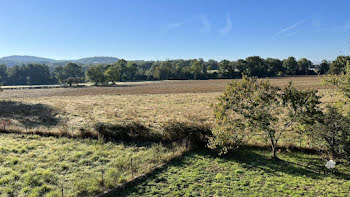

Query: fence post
left=130, top=157, right=134, bottom=178
left=61, top=184, right=64, bottom=197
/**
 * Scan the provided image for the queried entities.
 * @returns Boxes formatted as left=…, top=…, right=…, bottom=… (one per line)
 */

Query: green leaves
left=324, top=61, right=350, bottom=99
left=53, top=63, right=84, bottom=85
left=307, top=106, right=350, bottom=159
left=210, top=76, right=321, bottom=158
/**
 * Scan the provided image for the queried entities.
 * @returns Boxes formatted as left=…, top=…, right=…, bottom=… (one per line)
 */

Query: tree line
left=0, top=55, right=349, bottom=86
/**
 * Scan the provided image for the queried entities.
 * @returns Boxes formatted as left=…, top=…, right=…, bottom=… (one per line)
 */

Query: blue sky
left=0, top=0, right=349, bottom=62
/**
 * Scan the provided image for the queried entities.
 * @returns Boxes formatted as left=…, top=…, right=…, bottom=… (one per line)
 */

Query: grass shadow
left=0, top=100, right=60, bottom=128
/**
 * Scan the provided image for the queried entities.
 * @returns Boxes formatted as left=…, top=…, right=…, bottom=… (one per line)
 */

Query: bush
left=163, top=120, right=212, bottom=147
left=93, top=122, right=160, bottom=142
left=94, top=121, right=212, bottom=146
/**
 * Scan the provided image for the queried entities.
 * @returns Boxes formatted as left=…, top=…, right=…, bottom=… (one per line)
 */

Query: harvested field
left=0, top=76, right=339, bottom=148
left=0, top=76, right=327, bottom=99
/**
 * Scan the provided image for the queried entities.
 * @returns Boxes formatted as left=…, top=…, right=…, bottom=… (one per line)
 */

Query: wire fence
left=0, top=120, right=190, bottom=196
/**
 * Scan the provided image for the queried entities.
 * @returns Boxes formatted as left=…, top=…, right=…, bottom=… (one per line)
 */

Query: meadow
left=0, top=133, right=185, bottom=196
left=0, top=76, right=347, bottom=196
left=119, top=149, right=350, bottom=197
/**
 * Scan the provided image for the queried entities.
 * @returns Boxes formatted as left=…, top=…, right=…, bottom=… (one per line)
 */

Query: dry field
left=0, top=76, right=344, bottom=196
left=0, top=76, right=338, bottom=147
left=0, top=76, right=328, bottom=99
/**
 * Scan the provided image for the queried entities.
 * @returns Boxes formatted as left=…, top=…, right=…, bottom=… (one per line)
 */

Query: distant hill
left=2, top=55, right=56, bottom=62
left=0, top=55, right=56, bottom=66
left=0, top=55, right=119, bottom=66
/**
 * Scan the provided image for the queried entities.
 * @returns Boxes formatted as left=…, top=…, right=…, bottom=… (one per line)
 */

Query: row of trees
left=86, top=60, right=138, bottom=85
left=0, top=64, right=54, bottom=85
left=84, top=56, right=348, bottom=84
left=0, top=55, right=349, bottom=86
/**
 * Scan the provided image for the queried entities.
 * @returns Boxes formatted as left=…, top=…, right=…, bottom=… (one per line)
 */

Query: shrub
left=163, top=120, right=212, bottom=147
left=93, top=122, right=160, bottom=142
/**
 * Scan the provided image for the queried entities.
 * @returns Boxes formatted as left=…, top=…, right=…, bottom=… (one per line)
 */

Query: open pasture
left=0, top=133, right=184, bottom=196
left=120, top=149, right=350, bottom=197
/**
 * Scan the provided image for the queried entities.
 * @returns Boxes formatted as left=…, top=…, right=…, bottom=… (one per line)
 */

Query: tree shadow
left=108, top=148, right=350, bottom=197
left=221, top=149, right=320, bottom=179
left=0, top=100, right=60, bottom=128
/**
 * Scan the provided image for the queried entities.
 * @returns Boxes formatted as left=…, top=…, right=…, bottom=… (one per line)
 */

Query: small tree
left=307, top=106, right=350, bottom=159
left=209, top=76, right=321, bottom=158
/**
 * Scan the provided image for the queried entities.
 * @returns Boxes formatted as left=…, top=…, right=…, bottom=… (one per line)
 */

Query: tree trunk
left=271, top=144, right=279, bottom=160
left=272, top=145, right=277, bottom=159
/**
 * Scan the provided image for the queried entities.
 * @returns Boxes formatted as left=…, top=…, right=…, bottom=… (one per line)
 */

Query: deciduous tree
left=328, top=56, right=350, bottom=74
left=209, top=76, right=321, bottom=158
left=104, top=65, right=120, bottom=84
left=283, top=57, right=298, bottom=75
left=307, top=106, right=350, bottom=159
left=86, top=64, right=107, bottom=85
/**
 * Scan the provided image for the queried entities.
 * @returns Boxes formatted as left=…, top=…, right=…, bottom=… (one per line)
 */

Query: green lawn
left=0, top=133, right=183, bottom=197
left=120, top=148, right=350, bottom=197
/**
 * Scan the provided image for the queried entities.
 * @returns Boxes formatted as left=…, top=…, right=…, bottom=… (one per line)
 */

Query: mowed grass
left=0, top=133, right=184, bottom=197
left=120, top=149, right=350, bottom=197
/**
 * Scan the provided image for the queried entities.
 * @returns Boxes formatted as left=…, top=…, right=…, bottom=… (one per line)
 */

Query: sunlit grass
left=121, top=149, right=350, bottom=196
left=0, top=133, right=185, bottom=196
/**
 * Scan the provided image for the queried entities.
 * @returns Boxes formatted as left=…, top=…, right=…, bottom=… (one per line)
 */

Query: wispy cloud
left=163, top=21, right=185, bottom=33
left=200, top=15, right=211, bottom=33
left=284, top=30, right=300, bottom=38
left=219, top=13, right=232, bottom=35
left=276, top=19, right=306, bottom=36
